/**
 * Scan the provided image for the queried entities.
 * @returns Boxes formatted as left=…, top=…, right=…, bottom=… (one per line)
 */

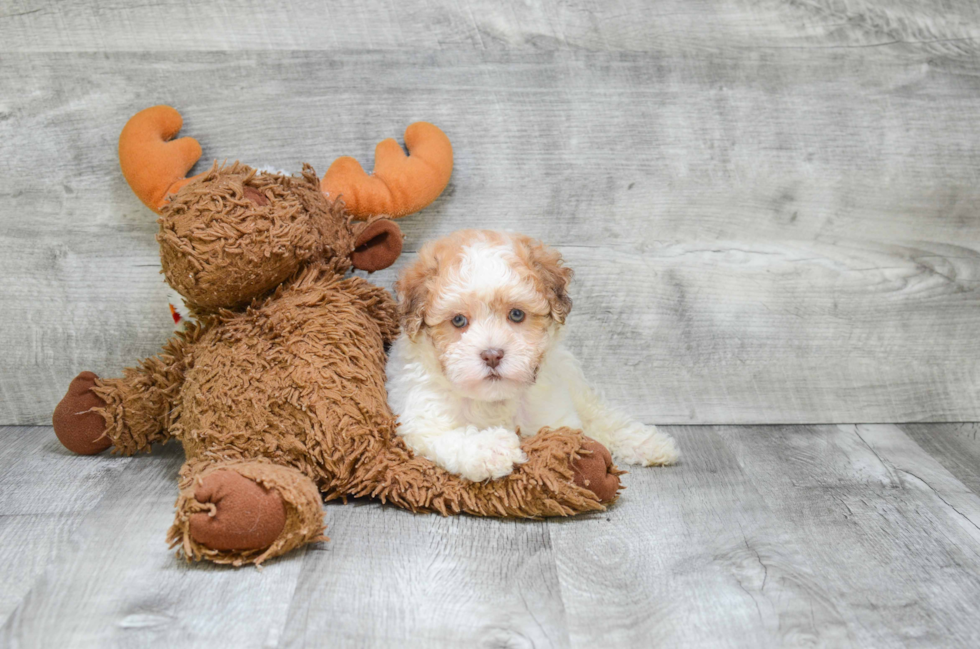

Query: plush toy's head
left=118, top=106, right=452, bottom=311
left=157, top=163, right=402, bottom=310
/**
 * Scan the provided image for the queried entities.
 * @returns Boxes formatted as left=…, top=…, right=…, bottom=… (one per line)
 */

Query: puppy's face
left=397, top=230, right=572, bottom=401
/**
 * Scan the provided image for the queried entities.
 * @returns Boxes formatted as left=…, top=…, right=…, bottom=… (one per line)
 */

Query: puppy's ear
left=518, top=236, right=573, bottom=324
left=395, top=252, right=434, bottom=339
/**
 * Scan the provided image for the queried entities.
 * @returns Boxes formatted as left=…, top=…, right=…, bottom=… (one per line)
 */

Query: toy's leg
left=346, top=427, right=624, bottom=518
left=168, top=457, right=325, bottom=566
left=52, top=324, right=204, bottom=456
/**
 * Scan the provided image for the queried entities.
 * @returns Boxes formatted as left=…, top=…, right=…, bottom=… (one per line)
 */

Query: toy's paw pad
left=52, top=371, right=111, bottom=455
left=572, top=439, right=621, bottom=504
left=189, top=471, right=286, bottom=552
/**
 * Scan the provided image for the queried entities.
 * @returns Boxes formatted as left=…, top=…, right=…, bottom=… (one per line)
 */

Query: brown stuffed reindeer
left=52, top=106, right=622, bottom=566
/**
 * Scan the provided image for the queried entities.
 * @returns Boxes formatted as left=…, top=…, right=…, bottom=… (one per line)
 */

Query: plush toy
left=52, top=106, right=622, bottom=566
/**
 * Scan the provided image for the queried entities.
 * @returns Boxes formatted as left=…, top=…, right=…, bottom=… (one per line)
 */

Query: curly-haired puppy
left=386, top=229, right=679, bottom=481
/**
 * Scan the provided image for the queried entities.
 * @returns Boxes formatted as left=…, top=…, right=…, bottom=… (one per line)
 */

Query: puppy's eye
left=451, top=314, right=468, bottom=328
left=508, top=308, right=526, bottom=323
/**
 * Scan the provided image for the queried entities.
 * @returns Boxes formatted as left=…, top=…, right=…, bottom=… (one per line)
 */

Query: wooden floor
left=2, top=422, right=980, bottom=648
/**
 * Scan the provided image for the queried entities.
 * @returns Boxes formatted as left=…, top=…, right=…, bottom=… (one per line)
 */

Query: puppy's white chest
left=453, top=382, right=581, bottom=435
left=514, top=374, right=582, bottom=436
left=456, top=397, right=516, bottom=429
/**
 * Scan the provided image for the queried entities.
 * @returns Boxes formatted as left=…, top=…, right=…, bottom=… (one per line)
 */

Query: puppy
left=386, top=229, right=679, bottom=482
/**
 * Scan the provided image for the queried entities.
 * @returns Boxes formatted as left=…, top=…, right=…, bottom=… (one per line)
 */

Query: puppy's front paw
left=459, top=428, right=527, bottom=482
left=612, top=424, right=679, bottom=466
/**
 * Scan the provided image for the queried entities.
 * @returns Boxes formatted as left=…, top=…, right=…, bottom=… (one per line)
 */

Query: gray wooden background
left=2, top=0, right=980, bottom=426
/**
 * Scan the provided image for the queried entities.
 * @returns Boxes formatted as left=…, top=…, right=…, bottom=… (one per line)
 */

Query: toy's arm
left=344, top=426, right=621, bottom=517
left=53, top=322, right=207, bottom=455
left=321, top=122, right=453, bottom=219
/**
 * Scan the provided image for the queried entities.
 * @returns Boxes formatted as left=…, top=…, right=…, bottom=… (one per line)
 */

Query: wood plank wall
left=1, top=0, right=978, bottom=425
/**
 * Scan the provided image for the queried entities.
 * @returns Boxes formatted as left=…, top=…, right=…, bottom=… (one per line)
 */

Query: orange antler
left=118, top=106, right=203, bottom=213
left=321, top=122, right=453, bottom=219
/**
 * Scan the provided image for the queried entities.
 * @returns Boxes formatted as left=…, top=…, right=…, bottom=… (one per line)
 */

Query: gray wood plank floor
left=3, top=423, right=980, bottom=648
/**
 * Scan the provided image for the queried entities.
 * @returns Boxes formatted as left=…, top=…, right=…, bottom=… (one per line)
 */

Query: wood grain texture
left=6, top=424, right=980, bottom=647
left=547, top=427, right=852, bottom=647
left=548, top=424, right=980, bottom=648
left=720, top=424, right=980, bottom=647
left=0, top=436, right=306, bottom=649
left=281, top=504, right=569, bottom=648
left=899, top=423, right=980, bottom=496
left=2, top=0, right=980, bottom=57
left=0, top=426, right=138, bottom=622
left=1, top=45, right=979, bottom=424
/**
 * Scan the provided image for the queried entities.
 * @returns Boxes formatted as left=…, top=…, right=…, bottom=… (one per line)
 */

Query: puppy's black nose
left=480, top=348, right=504, bottom=369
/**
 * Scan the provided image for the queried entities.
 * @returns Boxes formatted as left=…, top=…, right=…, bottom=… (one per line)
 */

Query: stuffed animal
left=51, top=106, right=622, bottom=566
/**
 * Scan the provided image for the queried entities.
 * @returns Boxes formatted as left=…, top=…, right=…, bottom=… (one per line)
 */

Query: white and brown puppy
left=386, top=229, right=679, bottom=482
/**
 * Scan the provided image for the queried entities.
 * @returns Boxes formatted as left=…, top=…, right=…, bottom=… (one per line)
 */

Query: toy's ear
left=119, top=106, right=203, bottom=213
left=351, top=219, right=403, bottom=272
left=322, top=122, right=453, bottom=219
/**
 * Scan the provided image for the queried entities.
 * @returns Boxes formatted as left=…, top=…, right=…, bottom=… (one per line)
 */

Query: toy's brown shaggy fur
left=53, top=163, right=622, bottom=566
